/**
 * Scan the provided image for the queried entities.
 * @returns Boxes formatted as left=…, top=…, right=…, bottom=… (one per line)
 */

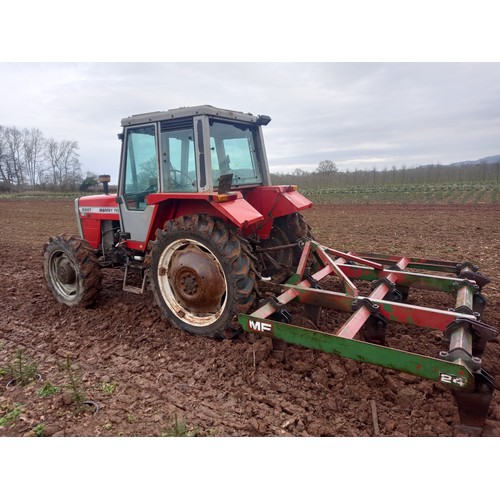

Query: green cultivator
left=239, top=239, right=497, bottom=431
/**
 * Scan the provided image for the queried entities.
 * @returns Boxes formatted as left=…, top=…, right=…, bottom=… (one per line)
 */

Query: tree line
left=0, top=125, right=91, bottom=192
left=3, top=125, right=498, bottom=193
left=271, top=160, right=500, bottom=188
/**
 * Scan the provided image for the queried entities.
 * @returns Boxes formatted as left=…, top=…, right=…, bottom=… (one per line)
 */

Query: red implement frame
left=241, top=240, right=497, bottom=430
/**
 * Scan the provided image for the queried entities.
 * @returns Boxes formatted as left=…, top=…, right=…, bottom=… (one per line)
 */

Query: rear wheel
left=150, top=215, right=256, bottom=339
left=274, top=212, right=313, bottom=266
left=43, top=234, right=102, bottom=307
left=258, top=212, right=314, bottom=282
left=259, top=224, right=293, bottom=280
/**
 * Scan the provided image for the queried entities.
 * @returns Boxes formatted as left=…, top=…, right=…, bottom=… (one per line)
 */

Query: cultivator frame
left=239, top=239, right=497, bottom=431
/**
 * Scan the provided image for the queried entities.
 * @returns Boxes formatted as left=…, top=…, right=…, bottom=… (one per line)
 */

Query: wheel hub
left=179, top=272, right=199, bottom=297
left=168, top=244, right=225, bottom=313
left=56, top=260, right=76, bottom=285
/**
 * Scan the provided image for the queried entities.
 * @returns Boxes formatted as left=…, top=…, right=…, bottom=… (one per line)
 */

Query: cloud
left=0, top=62, right=499, bottom=178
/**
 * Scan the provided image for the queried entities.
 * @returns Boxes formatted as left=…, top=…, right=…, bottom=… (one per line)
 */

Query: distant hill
left=449, top=155, right=500, bottom=166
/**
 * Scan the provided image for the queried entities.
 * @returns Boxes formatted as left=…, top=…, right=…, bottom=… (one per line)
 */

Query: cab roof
left=121, top=105, right=263, bottom=127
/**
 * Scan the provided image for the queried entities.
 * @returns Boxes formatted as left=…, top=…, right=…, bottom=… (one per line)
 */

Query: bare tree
left=316, top=160, right=338, bottom=175
left=45, top=138, right=82, bottom=190
left=60, top=140, right=82, bottom=190
left=292, top=168, right=307, bottom=176
left=46, top=138, right=63, bottom=187
left=0, top=126, right=10, bottom=184
left=22, top=127, right=46, bottom=189
left=4, top=126, right=25, bottom=186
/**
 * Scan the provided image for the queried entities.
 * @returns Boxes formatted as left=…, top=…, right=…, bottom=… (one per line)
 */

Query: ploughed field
left=1, top=199, right=499, bottom=437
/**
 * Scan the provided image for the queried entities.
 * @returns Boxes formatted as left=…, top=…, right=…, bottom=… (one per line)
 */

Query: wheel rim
left=48, top=251, right=80, bottom=301
left=157, top=238, right=228, bottom=327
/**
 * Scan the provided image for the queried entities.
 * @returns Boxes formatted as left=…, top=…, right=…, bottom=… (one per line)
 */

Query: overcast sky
left=1, top=2, right=499, bottom=181
left=1, top=62, right=499, bottom=180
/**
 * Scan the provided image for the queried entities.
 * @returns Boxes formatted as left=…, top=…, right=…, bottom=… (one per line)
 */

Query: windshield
left=209, top=120, right=263, bottom=188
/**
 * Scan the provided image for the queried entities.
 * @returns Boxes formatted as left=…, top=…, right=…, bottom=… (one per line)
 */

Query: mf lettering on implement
left=248, top=320, right=273, bottom=333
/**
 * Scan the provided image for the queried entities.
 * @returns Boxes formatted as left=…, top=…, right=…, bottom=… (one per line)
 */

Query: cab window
left=123, top=125, right=158, bottom=210
left=160, top=126, right=197, bottom=192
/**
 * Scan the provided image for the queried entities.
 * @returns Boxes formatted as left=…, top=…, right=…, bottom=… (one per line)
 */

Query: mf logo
left=248, top=319, right=273, bottom=333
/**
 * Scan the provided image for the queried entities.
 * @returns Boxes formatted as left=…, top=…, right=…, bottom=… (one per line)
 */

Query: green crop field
left=300, top=181, right=499, bottom=205
left=0, top=191, right=82, bottom=201
left=1, top=182, right=498, bottom=205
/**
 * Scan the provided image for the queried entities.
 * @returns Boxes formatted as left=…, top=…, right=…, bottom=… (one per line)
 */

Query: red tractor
left=43, top=105, right=313, bottom=339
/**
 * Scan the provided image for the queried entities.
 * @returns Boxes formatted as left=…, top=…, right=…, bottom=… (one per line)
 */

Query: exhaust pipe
left=98, top=175, right=111, bottom=195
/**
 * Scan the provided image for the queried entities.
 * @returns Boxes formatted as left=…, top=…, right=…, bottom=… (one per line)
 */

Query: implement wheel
left=150, top=215, right=256, bottom=339
left=43, top=234, right=102, bottom=307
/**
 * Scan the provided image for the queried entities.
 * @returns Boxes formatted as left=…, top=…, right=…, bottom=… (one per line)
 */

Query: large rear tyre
left=149, top=215, right=256, bottom=339
left=43, top=234, right=102, bottom=307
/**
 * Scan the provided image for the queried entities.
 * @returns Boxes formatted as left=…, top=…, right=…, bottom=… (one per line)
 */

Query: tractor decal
left=79, top=206, right=120, bottom=214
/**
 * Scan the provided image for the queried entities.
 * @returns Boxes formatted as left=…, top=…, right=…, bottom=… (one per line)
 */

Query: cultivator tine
left=472, top=293, right=487, bottom=316
left=362, top=316, right=388, bottom=345
left=239, top=238, right=497, bottom=431
left=302, top=272, right=323, bottom=326
left=452, top=369, right=495, bottom=431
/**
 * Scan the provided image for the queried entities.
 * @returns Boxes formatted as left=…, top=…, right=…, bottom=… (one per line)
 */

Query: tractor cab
left=119, top=105, right=271, bottom=207
left=113, top=105, right=287, bottom=247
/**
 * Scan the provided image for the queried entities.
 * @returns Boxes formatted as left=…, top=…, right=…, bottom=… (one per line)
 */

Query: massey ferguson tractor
left=43, top=105, right=497, bottom=431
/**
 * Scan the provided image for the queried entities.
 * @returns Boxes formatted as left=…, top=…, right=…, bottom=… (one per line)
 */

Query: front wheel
left=43, top=234, right=102, bottom=307
left=149, top=215, right=256, bottom=339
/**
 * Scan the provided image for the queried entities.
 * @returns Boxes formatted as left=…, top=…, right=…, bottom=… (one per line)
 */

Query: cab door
left=117, top=123, right=159, bottom=245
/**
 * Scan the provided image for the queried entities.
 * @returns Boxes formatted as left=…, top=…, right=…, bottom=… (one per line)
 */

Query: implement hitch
left=239, top=240, right=497, bottom=432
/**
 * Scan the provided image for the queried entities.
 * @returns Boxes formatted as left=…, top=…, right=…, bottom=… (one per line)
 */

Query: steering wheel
left=132, top=182, right=158, bottom=207
left=169, top=169, right=194, bottom=189
left=142, top=182, right=158, bottom=194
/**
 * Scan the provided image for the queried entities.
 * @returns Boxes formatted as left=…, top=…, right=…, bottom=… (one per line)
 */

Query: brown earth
left=0, top=200, right=499, bottom=437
